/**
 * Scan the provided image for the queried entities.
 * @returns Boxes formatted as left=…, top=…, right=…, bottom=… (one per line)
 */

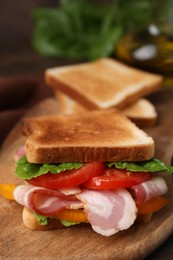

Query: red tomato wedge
left=83, top=168, right=152, bottom=189
left=27, top=162, right=105, bottom=190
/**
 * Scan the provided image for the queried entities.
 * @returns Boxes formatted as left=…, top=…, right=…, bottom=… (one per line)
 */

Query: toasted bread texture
left=22, top=207, right=63, bottom=230
left=45, top=58, right=163, bottom=110
left=22, top=110, right=154, bottom=163
left=56, top=92, right=157, bottom=127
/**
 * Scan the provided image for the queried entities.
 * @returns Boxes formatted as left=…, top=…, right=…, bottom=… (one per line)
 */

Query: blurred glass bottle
left=116, top=0, right=173, bottom=86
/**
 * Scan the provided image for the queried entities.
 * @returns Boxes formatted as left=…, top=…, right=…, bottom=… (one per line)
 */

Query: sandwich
left=13, top=109, right=173, bottom=236
left=45, top=58, right=163, bottom=126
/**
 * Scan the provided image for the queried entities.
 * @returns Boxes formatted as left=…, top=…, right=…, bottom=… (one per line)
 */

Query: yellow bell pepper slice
left=0, top=184, right=15, bottom=200
left=137, top=196, right=168, bottom=214
left=54, top=209, right=88, bottom=223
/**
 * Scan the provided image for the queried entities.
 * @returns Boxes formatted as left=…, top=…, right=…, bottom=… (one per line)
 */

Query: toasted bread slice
left=22, top=109, right=154, bottom=163
left=123, top=98, right=157, bottom=127
left=22, top=207, right=64, bottom=230
left=56, top=92, right=157, bottom=127
left=45, top=58, right=162, bottom=110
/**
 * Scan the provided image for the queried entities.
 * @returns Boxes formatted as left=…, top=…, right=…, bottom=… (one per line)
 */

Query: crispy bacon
left=130, top=177, right=168, bottom=205
left=13, top=176, right=168, bottom=236
left=13, top=184, right=83, bottom=216
left=15, top=146, right=25, bottom=161
left=77, top=188, right=137, bottom=236
left=59, top=186, right=81, bottom=195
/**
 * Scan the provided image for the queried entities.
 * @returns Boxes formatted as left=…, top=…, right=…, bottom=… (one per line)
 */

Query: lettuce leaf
left=107, top=158, right=173, bottom=174
left=34, top=211, right=48, bottom=225
left=60, top=220, right=80, bottom=226
left=34, top=211, right=79, bottom=226
left=15, top=156, right=83, bottom=180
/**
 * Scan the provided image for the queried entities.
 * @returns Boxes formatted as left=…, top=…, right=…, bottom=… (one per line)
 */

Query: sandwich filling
left=12, top=147, right=173, bottom=236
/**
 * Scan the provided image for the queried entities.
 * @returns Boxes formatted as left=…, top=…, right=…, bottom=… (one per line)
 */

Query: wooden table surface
left=0, top=38, right=173, bottom=260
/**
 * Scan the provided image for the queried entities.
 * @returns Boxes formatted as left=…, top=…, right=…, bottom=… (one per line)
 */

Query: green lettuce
left=107, top=158, right=173, bottom=174
left=60, top=220, right=80, bottom=226
left=15, top=156, right=83, bottom=180
left=34, top=211, right=79, bottom=226
left=34, top=212, right=48, bottom=225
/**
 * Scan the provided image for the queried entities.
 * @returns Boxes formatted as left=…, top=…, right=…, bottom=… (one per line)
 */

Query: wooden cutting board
left=0, top=89, right=173, bottom=260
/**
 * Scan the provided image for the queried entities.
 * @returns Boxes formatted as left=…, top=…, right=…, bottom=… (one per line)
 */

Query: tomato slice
left=137, top=196, right=169, bottom=214
left=27, top=162, right=105, bottom=189
left=54, top=209, right=88, bottom=223
left=83, top=168, right=152, bottom=189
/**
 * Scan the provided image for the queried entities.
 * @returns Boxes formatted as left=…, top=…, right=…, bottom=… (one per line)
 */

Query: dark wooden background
left=0, top=0, right=58, bottom=38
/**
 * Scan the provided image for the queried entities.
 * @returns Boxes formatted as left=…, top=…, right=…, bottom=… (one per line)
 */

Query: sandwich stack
left=11, top=59, right=173, bottom=237
left=13, top=109, right=172, bottom=236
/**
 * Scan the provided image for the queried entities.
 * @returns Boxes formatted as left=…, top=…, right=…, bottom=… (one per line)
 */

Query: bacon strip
left=130, top=177, right=168, bottom=205
left=13, top=177, right=168, bottom=236
left=77, top=188, right=137, bottom=236
left=15, top=146, right=25, bottom=161
left=13, top=184, right=83, bottom=216
left=59, top=186, right=81, bottom=195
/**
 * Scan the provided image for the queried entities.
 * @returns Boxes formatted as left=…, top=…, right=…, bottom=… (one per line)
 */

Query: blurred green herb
left=32, top=0, right=170, bottom=60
